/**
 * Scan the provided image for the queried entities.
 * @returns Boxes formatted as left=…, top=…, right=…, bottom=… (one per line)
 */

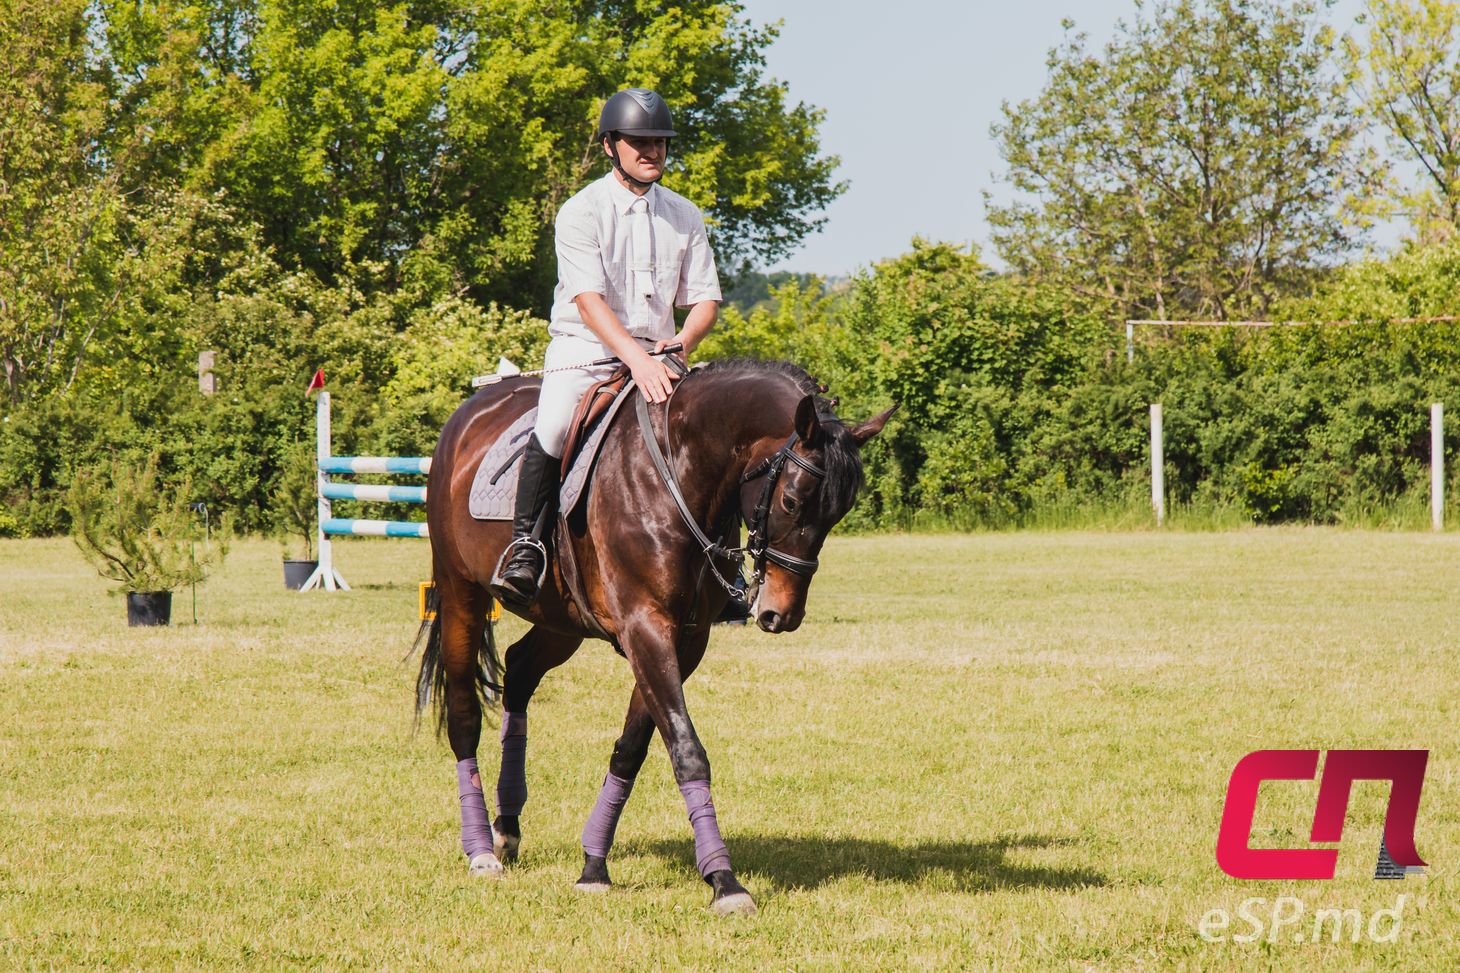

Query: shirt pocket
left=654, top=222, right=688, bottom=303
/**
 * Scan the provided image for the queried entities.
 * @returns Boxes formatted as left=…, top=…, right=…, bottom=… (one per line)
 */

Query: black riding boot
left=494, top=434, right=558, bottom=607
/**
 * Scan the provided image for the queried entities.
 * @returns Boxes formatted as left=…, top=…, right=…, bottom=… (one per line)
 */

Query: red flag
left=306, top=368, right=325, bottom=397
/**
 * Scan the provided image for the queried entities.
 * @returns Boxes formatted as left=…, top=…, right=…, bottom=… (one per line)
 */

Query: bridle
left=634, top=391, right=829, bottom=607
left=739, top=431, right=826, bottom=580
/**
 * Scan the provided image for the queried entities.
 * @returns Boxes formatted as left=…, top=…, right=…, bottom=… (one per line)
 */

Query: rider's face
left=607, top=134, right=666, bottom=185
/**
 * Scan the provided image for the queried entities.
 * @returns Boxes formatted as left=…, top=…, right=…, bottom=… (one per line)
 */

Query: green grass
left=2, top=531, right=1457, bottom=970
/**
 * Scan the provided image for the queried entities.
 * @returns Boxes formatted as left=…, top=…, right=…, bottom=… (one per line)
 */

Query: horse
left=414, top=357, right=893, bottom=915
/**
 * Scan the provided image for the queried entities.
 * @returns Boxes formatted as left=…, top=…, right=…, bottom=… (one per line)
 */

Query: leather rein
left=634, top=386, right=826, bottom=606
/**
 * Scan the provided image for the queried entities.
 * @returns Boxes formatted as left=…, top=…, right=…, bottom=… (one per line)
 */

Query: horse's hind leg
left=491, top=625, right=582, bottom=865
left=438, top=575, right=502, bottom=878
left=575, top=685, right=656, bottom=891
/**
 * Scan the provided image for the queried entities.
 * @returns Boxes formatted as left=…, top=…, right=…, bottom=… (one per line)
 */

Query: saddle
left=467, top=372, right=636, bottom=521
left=559, top=368, right=631, bottom=480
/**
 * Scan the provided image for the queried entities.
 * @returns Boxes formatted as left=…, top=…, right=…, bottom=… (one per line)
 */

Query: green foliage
left=695, top=276, right=834, bottom=363
left=8, top=0, right=1460, bottom=540
left=374, top=298, right=550, bottom=455
left=1042, top=242, right=1460, bottom=525
left=0, top=0, right=123, bottom=404
left=721, top=270, right=823, bottom=314
left=88, top=0, right=843, bottom=309
left=689, top=239, right=1460, bottom=532
left=1349, top=0, right=1460, bottom=240
left=0, top=0, right=845, bottom=540
left=988, top=0, right=1378, bottom=319
left=68, top=452, right=233, bottom=593
left=782, top=242, right=1112, bottom=529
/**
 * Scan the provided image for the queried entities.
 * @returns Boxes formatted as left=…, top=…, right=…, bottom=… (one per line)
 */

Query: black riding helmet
left=598, top=88, right=675, bottom=188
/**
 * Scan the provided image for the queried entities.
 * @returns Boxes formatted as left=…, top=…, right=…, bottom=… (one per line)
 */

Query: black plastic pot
left=126, top=591, right=173, bottom=627
left=283, top=559, right=318, bottom=590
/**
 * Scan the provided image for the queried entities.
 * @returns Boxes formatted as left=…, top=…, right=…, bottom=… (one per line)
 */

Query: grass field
left=2, top=530, right=1457, bottom=970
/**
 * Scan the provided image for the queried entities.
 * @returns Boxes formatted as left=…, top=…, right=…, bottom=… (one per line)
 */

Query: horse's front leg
left=575, top=685, right=657, bottom=891
left=617, top=617, right=755, bottom=915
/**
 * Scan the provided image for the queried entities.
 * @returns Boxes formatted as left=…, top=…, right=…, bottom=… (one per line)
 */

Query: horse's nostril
left=757, top=610, right=783, bottom=633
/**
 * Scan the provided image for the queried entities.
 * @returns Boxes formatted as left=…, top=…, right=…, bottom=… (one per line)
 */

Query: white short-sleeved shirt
left=549, top=172, right=722, bottom=343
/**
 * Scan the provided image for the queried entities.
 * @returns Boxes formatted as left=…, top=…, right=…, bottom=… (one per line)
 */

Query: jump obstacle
left=299, top=391, right=431, bottom=592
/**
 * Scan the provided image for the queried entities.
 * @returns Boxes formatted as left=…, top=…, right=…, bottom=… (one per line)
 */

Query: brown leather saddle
left=560, top=367, right=631, bottom=480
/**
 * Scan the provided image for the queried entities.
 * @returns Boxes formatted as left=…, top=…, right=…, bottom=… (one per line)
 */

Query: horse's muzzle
left=756, top=609, right=802, bottom=633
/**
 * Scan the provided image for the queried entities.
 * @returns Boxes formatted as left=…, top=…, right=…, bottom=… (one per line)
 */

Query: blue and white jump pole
left=299, top=391, right=432, bottom=591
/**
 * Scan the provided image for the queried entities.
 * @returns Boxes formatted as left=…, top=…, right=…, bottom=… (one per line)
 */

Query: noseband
left=740, top=432, right=825, bottom=579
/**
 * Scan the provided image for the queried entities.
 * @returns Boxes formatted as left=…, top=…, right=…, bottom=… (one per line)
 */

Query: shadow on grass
left=630, top=832, right=1107, bottom=892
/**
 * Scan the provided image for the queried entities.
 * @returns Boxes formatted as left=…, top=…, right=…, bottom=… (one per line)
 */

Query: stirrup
left=490, top=537, right=548, bottom=598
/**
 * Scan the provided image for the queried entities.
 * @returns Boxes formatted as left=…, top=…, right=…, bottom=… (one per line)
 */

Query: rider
left=493, top=88, right=723, bottom=607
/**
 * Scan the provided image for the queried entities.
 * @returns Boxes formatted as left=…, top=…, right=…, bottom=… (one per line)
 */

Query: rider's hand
left=630, top=348, right=677, bottom=404
left=654, top=338, right=688, bottom=371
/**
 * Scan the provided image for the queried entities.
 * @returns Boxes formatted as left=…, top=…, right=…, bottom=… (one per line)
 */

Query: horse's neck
left=671, top=373, right=798, bottom=518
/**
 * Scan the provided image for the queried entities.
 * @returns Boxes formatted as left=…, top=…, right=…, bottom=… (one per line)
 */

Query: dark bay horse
left=416, top=358, right=892, bottom=915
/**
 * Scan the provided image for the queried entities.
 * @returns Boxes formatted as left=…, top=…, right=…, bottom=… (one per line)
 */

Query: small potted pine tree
left=274, top=439, right=318, bottom=589
left=69, top=453, right=231, bottom=625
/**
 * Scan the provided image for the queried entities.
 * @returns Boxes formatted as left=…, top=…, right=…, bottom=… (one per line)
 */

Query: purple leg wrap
left=496, top=711, right=528, bottom=817
left=679, top=779, right=731, bottom=877
left=456, top=758, right=493, bottom=859
left=581, top=772, right=636, bottom=859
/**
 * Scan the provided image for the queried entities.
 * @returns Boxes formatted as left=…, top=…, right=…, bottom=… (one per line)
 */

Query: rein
left=633, top=387, right=827, bottom=610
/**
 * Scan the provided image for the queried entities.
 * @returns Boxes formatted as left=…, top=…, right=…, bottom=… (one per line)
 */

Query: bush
left=801, top=241, right=1111, bottom=528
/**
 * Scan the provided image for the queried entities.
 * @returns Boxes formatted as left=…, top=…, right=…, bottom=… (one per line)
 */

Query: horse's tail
left=410, top=582, right=503, bottom=736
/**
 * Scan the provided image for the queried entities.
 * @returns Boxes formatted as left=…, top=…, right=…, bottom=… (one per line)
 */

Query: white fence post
left=300, top=391, right=351, bottom=592
left=1432, top=402, right=1444, bottom=532
left=1126, top=321, right=1135, bottom=364
left=1151, top=403, right=1165, bottom=526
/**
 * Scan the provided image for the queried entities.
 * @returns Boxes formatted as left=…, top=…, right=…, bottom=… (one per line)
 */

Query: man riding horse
left=492, top=87, right=722, bottom=608
left=420, top=87, right=893, bottom=915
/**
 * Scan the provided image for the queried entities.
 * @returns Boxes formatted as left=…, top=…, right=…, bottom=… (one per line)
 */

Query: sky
left=733, top=0, right=1377, bottom=276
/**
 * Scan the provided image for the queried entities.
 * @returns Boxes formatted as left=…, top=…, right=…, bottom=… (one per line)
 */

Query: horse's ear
left=794, top=394, right=823, bottom=446
left=848, top=404, right=897, bottom=446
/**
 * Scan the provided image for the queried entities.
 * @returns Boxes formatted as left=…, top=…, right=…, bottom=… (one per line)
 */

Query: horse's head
left=743, top=394, right=895, bottom=633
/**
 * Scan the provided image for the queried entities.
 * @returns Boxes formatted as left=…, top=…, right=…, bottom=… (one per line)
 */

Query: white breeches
left=533, top=334, right=649, bottom=458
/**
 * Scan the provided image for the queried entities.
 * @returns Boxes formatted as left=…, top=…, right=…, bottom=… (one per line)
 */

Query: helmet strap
left=607, top=134, right=662, bottom=190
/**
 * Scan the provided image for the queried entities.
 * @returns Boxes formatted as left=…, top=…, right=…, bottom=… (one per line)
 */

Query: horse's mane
left=694, top=358, right=866, bottom=519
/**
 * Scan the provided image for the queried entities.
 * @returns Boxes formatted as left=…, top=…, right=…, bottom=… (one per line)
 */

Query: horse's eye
left=780, top=494, right=799, bottom=515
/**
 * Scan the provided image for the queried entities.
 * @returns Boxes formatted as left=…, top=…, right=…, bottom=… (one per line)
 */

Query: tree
left=69, top=451, right=232, bottom=594
left=1350, top=0, right=1460, bottom=241
left=0, top=0, right=125, bottom=402
left=89, top=0, right=843, bottom=310
left=0, top=1, right=246, bottom=405
left=988, top=0, right=1379, bottom=320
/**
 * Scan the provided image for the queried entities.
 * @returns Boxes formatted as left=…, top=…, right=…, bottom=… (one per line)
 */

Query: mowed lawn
left=1, top=531, right=1457, bottom=971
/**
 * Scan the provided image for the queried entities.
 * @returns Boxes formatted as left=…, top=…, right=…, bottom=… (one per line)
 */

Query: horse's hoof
left=711, top=891, right=757, bottom=916
left=467, top=852, right=504, bottom=879
left=576, top=853, right=611, bottom=891
left=493, top=831, right=520, bottom=865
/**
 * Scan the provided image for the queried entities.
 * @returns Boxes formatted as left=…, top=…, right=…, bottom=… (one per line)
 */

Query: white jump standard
left=299, top=390, right=432, bottom=591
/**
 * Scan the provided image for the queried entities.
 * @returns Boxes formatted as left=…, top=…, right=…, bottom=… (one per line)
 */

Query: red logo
left=1216, top=749, right=1428, bottom=880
